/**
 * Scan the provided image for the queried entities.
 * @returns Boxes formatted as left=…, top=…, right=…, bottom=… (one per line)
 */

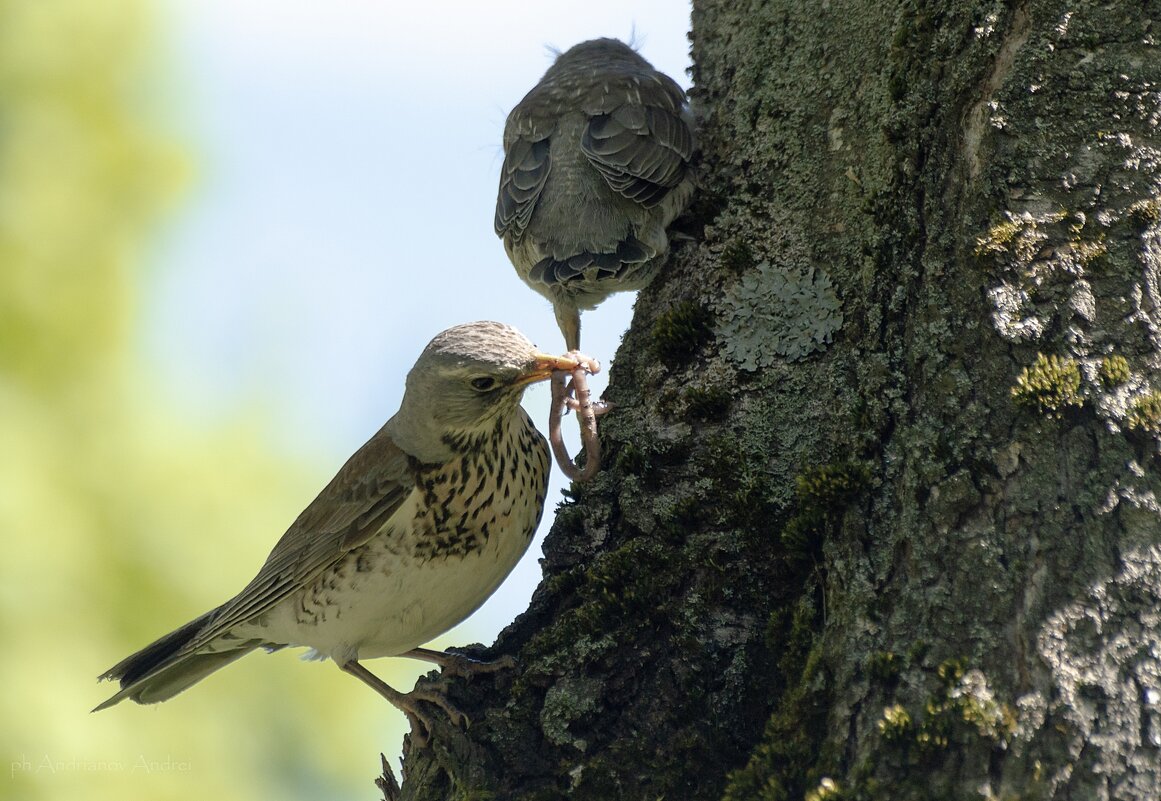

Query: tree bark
left=393, top=1, right=1161, bottom=798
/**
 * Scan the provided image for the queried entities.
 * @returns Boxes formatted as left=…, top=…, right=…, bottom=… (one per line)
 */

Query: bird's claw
left=402, top=686, right=470, bottom=749
left=410, top=687, right=468, bottom=728
left=438, top=651, right=518, bottom=680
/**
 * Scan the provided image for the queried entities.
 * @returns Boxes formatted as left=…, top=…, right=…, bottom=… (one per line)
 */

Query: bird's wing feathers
left=182, top=430, right=416, bottom=653
left=494, top=110, right=554, bottom=240
left=581, top=73, right=693, bottom=208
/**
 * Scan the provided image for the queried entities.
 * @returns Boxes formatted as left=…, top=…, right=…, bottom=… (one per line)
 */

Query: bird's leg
left=340, top=660, right=466, bottom=748
left=401, top=646, right=517, bottom=679
left=555, top=304, right=582, bottom=354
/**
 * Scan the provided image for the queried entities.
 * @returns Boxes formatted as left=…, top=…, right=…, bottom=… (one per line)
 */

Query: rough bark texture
left=392, top=1, right=1161, bottom=798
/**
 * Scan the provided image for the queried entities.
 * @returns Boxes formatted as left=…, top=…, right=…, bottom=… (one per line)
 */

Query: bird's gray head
left=386, top=321, right=578, bottom=463
left=544, top=37, right=651, bottom=79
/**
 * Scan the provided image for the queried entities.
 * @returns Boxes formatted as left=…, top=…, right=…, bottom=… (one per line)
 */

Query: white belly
left=278, top=500, right=534, bottom=662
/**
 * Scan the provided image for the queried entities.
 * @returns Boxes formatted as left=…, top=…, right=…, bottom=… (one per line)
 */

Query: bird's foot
left=559, top=351, right=610, bottom=415
left=395, top=690, right=467, bottom=750
left=402, top=646, right=517, bottom=680
left=406, top=685, right=468, bottom=729
left=561, top=394, right=614, bottom=416
left=564, top=350, right=600, bottom=375
left=341, top=660, right=467, bottom=749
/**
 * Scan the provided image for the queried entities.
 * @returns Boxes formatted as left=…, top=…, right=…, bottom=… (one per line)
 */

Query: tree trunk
left=393, top=1, right=1161, bottom=798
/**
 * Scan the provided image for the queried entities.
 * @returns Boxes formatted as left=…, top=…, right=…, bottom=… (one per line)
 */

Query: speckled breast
left=409, top=410, right=550, bottom=563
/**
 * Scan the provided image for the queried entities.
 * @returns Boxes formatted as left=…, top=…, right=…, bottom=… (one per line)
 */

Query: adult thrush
left=495, top=37, right=696, bottom=351
left=96, top=321, right=583, bottom=743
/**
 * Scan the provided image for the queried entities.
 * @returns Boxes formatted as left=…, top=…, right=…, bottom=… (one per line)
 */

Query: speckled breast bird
left=96, top=321, right=583, bottom=743
left=495, top=37, right=696, bottom=351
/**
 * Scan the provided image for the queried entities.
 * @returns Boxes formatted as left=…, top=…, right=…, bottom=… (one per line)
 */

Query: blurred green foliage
left=0, top=2, right=412, bottom=799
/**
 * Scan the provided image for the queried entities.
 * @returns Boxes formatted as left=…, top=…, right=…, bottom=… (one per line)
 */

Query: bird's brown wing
left=495, top=106, right=554, bottom=241
left=181, top=427, right=416, bottom=653
left=580, top=72, right=693, bottom=208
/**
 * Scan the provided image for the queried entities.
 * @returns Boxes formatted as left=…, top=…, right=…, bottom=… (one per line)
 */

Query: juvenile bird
left=495, top=37, right=696, bottom=351
left=96, top=321, right=585, bottom=744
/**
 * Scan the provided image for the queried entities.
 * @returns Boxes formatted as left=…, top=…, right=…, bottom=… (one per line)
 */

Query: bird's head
left=543, top=37, right=649, bottom=80
left=387, top=321, right=579, bottom=462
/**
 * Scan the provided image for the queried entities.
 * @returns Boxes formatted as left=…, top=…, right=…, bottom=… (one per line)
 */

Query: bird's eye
left=470, top=376, right=497, bottom=392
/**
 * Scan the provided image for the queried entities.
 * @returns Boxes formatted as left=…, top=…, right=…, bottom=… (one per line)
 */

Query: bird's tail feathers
left=529, top=238, right=653, bottom=285
left=94, top=608, right=257, bottom=711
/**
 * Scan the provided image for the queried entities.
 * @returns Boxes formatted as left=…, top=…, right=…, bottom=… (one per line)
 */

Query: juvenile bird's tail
left=94, top=608, right=257, bottom=712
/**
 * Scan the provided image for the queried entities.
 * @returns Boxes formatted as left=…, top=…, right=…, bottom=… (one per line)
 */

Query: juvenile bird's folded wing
left=580, top=73, right=694, bottom=208
left=495, top=110, right=554, bottom=241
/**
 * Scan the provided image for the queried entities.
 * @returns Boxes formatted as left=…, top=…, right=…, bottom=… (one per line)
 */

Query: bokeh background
left=0, top=1, right=691, bottom=799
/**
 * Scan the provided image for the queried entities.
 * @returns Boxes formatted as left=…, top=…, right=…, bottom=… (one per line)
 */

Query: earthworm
left=548, top=354, right=603, bottom=481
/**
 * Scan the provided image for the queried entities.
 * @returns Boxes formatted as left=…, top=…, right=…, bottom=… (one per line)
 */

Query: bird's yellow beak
left=515, top=351, right=583, bottom=386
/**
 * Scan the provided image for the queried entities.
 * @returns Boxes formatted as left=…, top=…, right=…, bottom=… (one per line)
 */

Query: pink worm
left=548, top=356, right=603, bottom=482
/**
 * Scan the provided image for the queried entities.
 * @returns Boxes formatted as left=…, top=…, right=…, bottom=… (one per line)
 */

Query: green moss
left=1011, top=353, right=1083, bottom=417
left=584, top=543, right=665, bottom=612
left=781, top=462, right=872, bottom=557
left=779, top=518, right=819, bottom=559
left=975, top=210, right=1067, bottom=264
left=974, top=219, right=1022, bottom=256
left=819, top=658, right=1025, bottom=800
left=1074, top=237, right=1107, bottom=266
left=763, top=606, right=792, bottom=652
left=1126, top=390, right=1161, bottom=434
left=721, top=239, right=757, bottom=273
left=1128, top=197, right=1161, bottom=224
left=551, top=501, right=586, bottom=537
left=613, top=442, right=648, bottom=475
left=450, top=790, right=496, bottom=801
left=519, top=537, right=681, bottom=678
left=866, top=651, right=901, bottom=685
left=1098, top=355, right=1131, bottom=388
left=683, top=384, right=732, bottom=421
left=905, top=640, right=929, bottom=666
left=721, top=647, right=828, bottom=801
left=877, top=704, right=912, bottom=742
left=514, top=790, right=571, bottom=801
left=651, top=301, right=714, bottom=369
left=935, top=657, right=965, bottom=686
left=726, top=595, right=829, bottom=801
left=703, top=456, right=777, bottom=532
left=660, top=495, right=702, bottom=542
left=541, top=563, right=585, bottom=599
left=875, top=660, right=1015, bottom=762
left=785, top=600, right=821, bottom=670
left=958, top=692, right=1018, bottom=741
left=655, top=386, right=682, bottom=419
left=796, top=462, right=873, bottom=503
left=804, top=778, right=845, bottom=801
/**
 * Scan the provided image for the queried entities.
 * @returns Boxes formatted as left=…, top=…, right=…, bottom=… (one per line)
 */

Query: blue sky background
left=144, top=0, right=693, bottom=696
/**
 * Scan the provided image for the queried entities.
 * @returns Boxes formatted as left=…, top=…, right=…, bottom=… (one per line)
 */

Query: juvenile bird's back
left=496, top=38, right=695, bottom=349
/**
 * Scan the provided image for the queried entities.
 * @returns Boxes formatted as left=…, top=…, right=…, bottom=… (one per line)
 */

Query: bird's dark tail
left=528, top=238, right=653, bottom=285
left=94, top=608, right=257, bottom=711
